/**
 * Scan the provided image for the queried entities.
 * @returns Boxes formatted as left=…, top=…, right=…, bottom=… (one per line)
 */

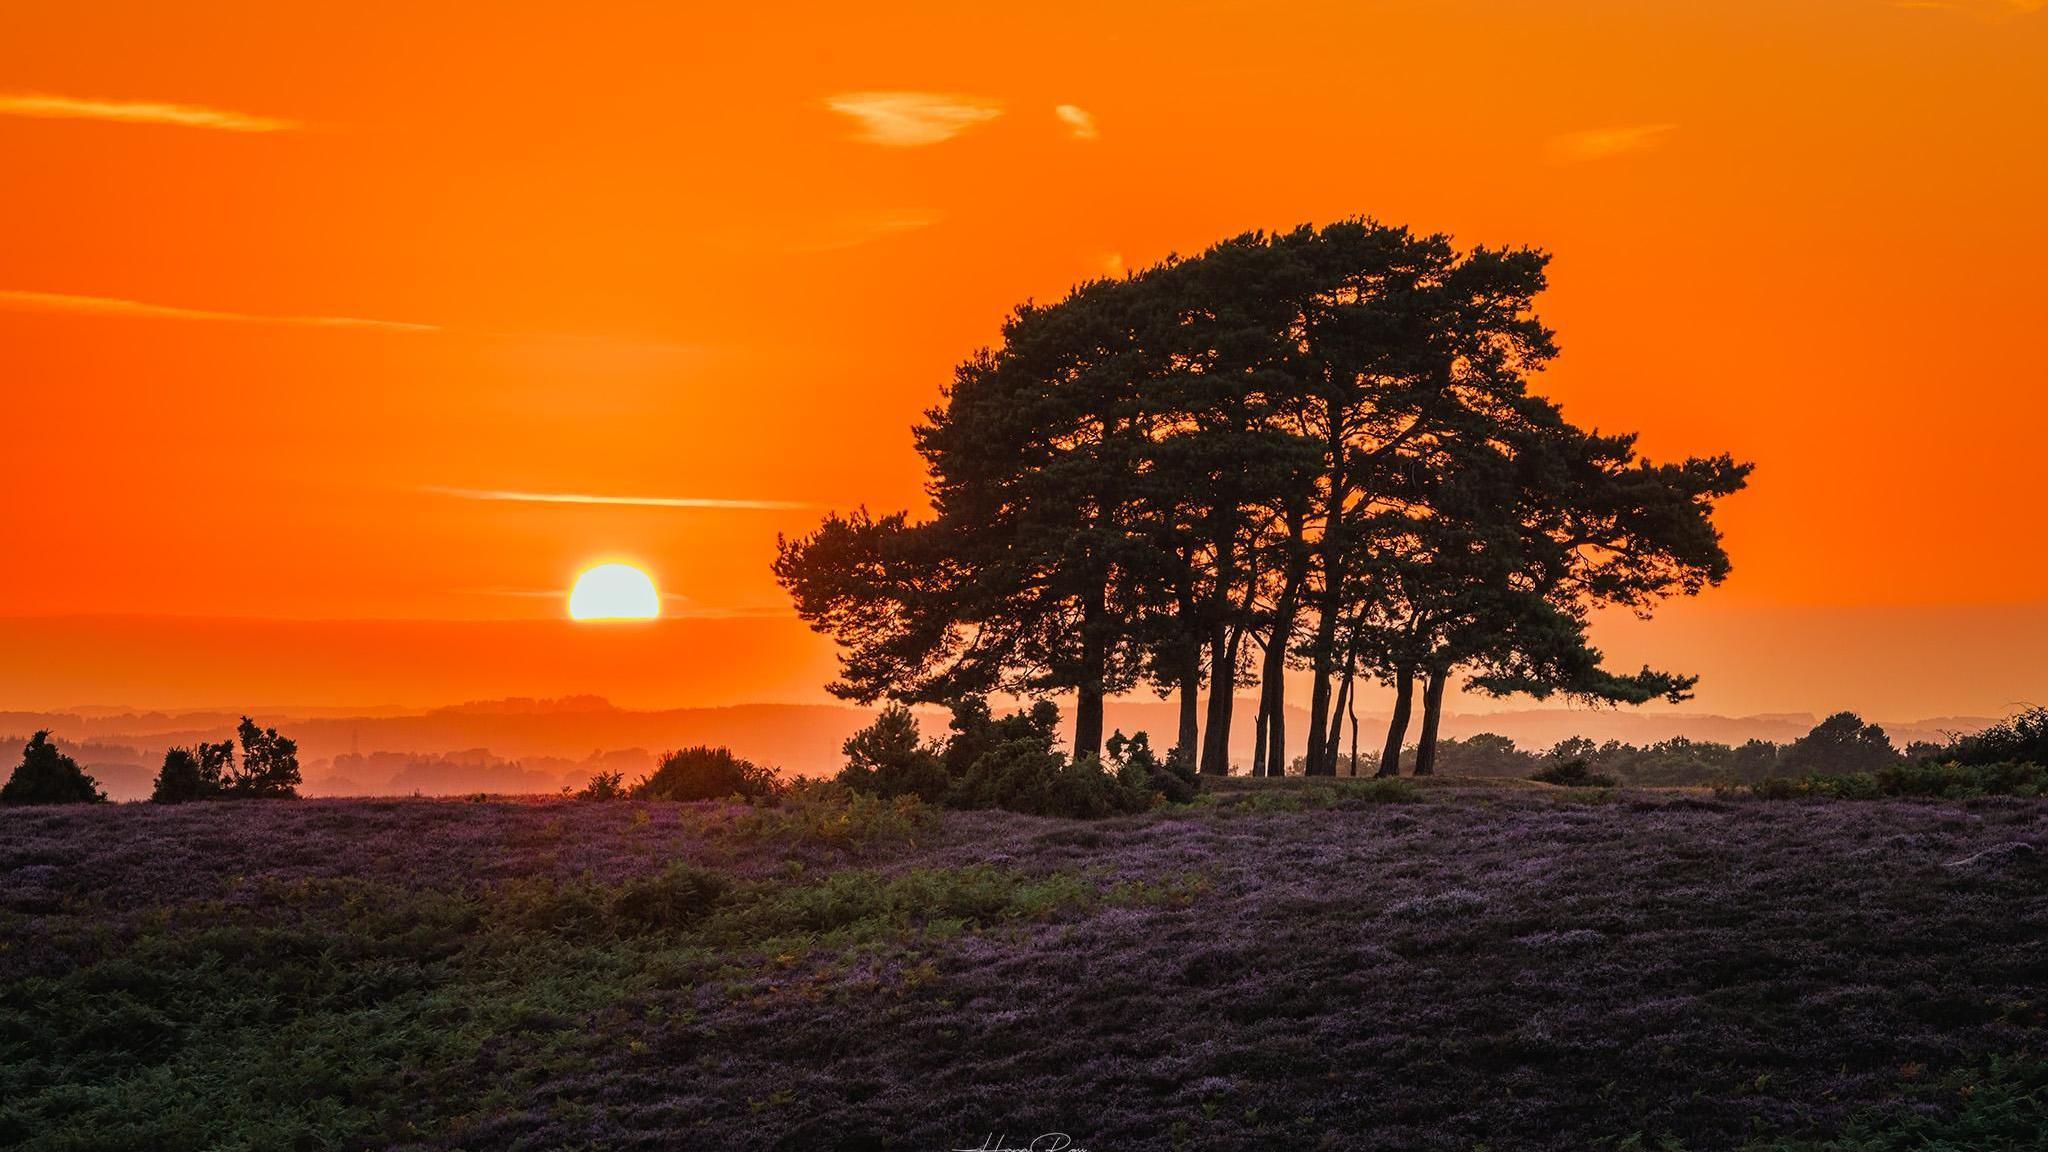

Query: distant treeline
left=1403, top=707, right=2048, bottom=795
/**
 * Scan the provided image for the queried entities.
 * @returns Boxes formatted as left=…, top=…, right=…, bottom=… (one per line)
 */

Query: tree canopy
left=776, top=220, right=1750, bottom=773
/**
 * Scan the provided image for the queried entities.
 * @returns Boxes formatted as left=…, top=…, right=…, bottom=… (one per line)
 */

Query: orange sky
left=3, top=1, right=2045, bottom=716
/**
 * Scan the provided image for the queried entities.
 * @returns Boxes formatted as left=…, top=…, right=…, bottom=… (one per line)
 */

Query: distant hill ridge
left=3, top=697, right=2005, bottom=801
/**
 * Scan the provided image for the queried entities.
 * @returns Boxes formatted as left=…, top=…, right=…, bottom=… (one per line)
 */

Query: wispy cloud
left=462, top=586, right=795, bottom=618
left=0, top=93, right=297, bottom=132
left=702, top=209, right=943, bottom=255
left=1055, top=104, right=1099, bottom=141
left=426, top=487, right=807, bottom=511
left=1890, top=0, right=2044, bottom=13
left=0, top=289, right=436, bottom=332
left=824, top=92, right=1002, bottom=146
left=1546, top=123, right=1678, bottom=164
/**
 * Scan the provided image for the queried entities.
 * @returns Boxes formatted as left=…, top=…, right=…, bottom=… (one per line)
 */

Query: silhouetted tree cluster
left=777, top=221, right=1749, bottom=774
left=834, top=700, right=1190, bottom=818
left=150, top=718, right=301, bottom=802
left=1, top=732, right=108, bottom=805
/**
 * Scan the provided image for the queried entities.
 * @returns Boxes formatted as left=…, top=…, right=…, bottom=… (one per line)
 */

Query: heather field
left=2, top=783, right=2043, bottom=1151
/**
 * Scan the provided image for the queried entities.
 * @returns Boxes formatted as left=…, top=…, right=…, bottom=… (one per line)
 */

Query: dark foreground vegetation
left=3, top=785, right=2042, bottom=1151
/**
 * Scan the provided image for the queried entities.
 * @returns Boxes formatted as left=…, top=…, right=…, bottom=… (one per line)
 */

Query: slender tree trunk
left=1176, top=651, right=1201, bottom=768
left=1250, top=690, right=1271, bottom=777
left=1377, top=664, right=1414, bottom=777
left=1266, top=666, right=1289, bottom=776
left=1173, top=581, right=1202, bottom=766
left=1323, top=668, right=1353, bottom=775
left=1347, top=675, right=1361, bottom=776
left=1200, top=622, right=1237, bottom=775
left=1412, top=666, right=1448, bottom=776
left=1073, top=579, right=1107, bottom=761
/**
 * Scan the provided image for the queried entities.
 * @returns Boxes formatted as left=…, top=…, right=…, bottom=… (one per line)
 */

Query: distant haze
left=2, top=695, right=2001, bottom=802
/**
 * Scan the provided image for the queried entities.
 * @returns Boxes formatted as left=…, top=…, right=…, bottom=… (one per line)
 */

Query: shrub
left=1741, top=762, right=2046, bottom=801
left=943, top=705, right=1153, bottom=819
left=1779, top=711, right=1901, bottom=776
left=838, top=704, right=950, bottom=800
left=151, top=741, right=233, bottom=803
left=226, top=718, right=301, bottom=798
left=633, top=746, right=783, bottom=802
left=1876, top=759, right=2045, bottom=799
left=834, top=700, right=1194, bottom=818
left=611, top=864, right=729, bottom=931
left=1, top=731, right=107, bottom=805
left=575, top=769, right=630, bottom=801
left=724, top=780, right=936, bottom=852
left=1946, top=707, right=2048, bottom=769
left=1529, top=758, right=1616, bottom=788
left=1107, top=730, right=1200, bottom=804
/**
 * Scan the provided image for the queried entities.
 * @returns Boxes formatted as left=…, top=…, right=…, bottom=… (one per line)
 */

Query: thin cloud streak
left=1546, top=123, right=1678, bottom=164
left=463, top=586, right=796, bottom=618
left=0, top=289, right=437, bottom=332
left=426, top=487, right=808, bottom=511
left=825, top=92, right=1002, bottom=146
left=1055, top=104, right=1099, bottom=140
left=0, top=93, right=297, bottom=132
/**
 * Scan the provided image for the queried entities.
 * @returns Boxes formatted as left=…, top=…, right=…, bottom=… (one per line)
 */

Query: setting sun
left=567, top=563, right=660, bottom=621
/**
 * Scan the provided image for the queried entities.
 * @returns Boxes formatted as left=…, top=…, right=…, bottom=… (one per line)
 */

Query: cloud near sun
left=426, top=487, right=806, bottom=511
left=1545, top=123, right=1678, bottom=164
left=824, top=92, right=1004, bottom=146
left=0, top=92, right=297, bottom=132
left=0, top=289, right=435, bottom=332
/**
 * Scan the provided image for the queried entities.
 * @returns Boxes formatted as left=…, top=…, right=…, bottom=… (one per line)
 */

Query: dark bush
left=1529, top=758, right=1616, bottom=788
left=1779, top=711, right=1901, bottom=776
left=833, top=700, right=1190, bottom=818
left=1107, top=730, right=1200, bottom=804
left=151, top=741, right=233, bottom=803
left=633, top=746, right=783, bottom=802
left=575, top=769, right=630, bottom=801
left=611, top=864, right=728, bottom=930
left=1876, top=759, right=2045, bottom=798
left=1946, top=707, right=2048, bottom=768
left=1739, top=763, right=2045, bottom=801
left=226, top=718, right=301, bottom=798
left=1, top=731, right=107, bottom=805
left=944, top=702, right=1154, bottom=818
left=838, top=704, right=950, bottom=800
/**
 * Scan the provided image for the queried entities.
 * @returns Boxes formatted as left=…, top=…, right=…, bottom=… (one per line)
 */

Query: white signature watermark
left=952, top=1135, right=1088, bottom=1152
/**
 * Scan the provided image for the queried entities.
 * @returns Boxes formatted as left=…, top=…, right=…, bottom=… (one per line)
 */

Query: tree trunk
left=1304, top=415, right=1350, bottom=779
left=1251, top=691, right=1271, bottom=777
left=1175, top=644, right=1202, bottom=768
left=1073, top=579, right=1107, bottom=761
left=1322, top=668, right=1353, bottom=776
left=1266, top=666, right=1288, bottom=776
left=1412, top=666, right=1448, bottom=776
left=1172, top=578, right=1203, bottom=767
left=1377, top=665, right=1414, bottom=777
left=1347, top=674, right=1361, bottom=776
left=1199, top=621, right=1237, bottom=775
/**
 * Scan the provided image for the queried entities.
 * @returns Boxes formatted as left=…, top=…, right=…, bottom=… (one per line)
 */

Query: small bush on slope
left=0, top=732, right=105, bottom=806
left=1530, top=758, right=1617, bottom=788
left=150, top=742, right=233, bottom=804
left=633, top=745, right=784, bottom=802
left=836, top=700, right=1191, bottom=818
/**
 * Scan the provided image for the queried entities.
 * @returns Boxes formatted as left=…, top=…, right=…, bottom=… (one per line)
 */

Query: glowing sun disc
left=568, top=563, right=660, bottom=620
